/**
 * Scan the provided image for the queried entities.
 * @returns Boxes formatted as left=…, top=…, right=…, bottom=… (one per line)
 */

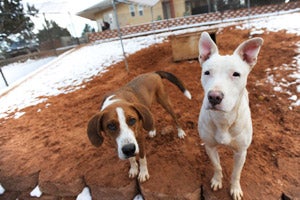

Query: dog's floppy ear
left=234, top=37, right=263, bottom=68
left=87, top=113, right=104, bottom=147
left=198, top=31, right=219, bottom=65
left=132, top=104, right=154, bottom=132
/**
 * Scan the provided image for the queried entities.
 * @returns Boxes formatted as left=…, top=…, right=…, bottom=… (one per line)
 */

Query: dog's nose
left=122, top=143, right=136, bottom=157
left=208, top=90, right=224, bottom=106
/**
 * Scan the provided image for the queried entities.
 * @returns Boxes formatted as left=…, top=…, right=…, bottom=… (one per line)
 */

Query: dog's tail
left=155, top=71, right=192, bottom=99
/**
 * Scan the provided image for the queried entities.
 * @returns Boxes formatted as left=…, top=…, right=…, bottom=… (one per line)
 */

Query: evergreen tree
left=81, top=24, right=95, bottom=37
left=37, top=19, right=71, bottom=42
left=0, top=0, right=37, bottom=38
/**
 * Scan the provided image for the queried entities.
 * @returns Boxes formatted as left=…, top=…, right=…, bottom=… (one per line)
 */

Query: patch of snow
left=250, top=29, right=265, bottom=36
left=289, top=72, right=300, bottom=79
left=0, top=34, right=167, bottom=119
left=264, top=40, right=300, bottom=108
left=274, top=86, right=283, bottom=92
left=133, top=194, right=144, bottom=200
left=291, top=99, right=300, bottom=106
left=0, top=183, right=5, bottom=195
left=0, top=57, right=56, bottom=92
left=288, top=95, right=297, bottom=101
left=76, top=187, right=92, bottom=200
left=236, top=12, right=300, bottom=35
left=266, top=74, right=275, bottom=85
left=30, top=185, right=42, bottom=197
left=14, top=111, right=26, bottom=119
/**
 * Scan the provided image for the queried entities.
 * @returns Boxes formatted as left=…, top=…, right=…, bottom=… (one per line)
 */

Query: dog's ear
left=132, top=104, right=154, bottom=132
left=87, top=113, right=104, bottom=147
left=234, top=37, right=263, bottom=68
left=198, top=32, right=219, bottom=65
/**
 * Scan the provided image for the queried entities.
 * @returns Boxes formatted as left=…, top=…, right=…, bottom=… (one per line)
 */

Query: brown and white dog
left=87, top=71, right=191, bottom=182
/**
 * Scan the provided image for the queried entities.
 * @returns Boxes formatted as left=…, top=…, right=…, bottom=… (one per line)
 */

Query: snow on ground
left=76, top=187, right=92, bottom=200
left=30, top=185, right=42, bottom=198
left=264, top=47, right=300, bottom=109
left=236, top=12, right=300, bottom=109
left=0, top=35, right=166, bottom=119
left=236, top=11, right=300, bottom=35
left=0, top=184, right=4, bottom=195
left=0, top=12, right=299, bottom=120
left=0, top=57, right=56, bottom=91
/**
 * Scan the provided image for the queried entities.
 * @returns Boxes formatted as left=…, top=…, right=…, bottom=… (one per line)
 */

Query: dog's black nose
left=208, top=90, right=224, bottom=106
left=122, top=143, right=136, bottom=157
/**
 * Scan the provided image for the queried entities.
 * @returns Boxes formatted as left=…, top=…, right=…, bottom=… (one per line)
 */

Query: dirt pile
left=0, top=27, right=299, bottom=199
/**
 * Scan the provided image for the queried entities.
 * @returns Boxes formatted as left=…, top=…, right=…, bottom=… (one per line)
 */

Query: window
left=162, top=1, right=171, bottom=19
left=138, top=5, right=144, bottom=16
left=129, top=4, right=135, bottom=17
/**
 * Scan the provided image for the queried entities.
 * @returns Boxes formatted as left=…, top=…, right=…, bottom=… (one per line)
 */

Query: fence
left=88, top=1, right=300, bottom=42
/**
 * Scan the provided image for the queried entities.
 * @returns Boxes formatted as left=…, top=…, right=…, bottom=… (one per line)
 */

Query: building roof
left=77, top=0, right=159, bottom=20
left=120, top=0, right=160, bottom=7
left=77, top=0, right=112, bottom=20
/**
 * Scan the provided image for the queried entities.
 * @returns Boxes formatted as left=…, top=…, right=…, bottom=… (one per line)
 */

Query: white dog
left=198, top=32, right=263, bottom=200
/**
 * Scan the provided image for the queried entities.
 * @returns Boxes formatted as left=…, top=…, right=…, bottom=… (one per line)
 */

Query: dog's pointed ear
left=234, top=37, right=263, bottom=68
left=198, top=32, right=218, bottom=65
left=132, top=104, right=154, bottom=132
left=87, top=113, right=104, bottom=147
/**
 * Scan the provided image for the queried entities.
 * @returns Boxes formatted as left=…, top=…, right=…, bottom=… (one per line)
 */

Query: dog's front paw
left=148, top=130, right=156, bottom=138
left=230, top=183, right=243, bottom=200
left=211, top=176, right=223, bottom=191
left=129, top=163, right=139, bottom=178
left=177, top=128, right=186, bottom=139
left=138, top=170, right=150, bottom=182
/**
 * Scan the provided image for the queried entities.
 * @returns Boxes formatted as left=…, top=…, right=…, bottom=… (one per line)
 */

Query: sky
left=0, top=11, right=299, bottom=199
left=21, top=0, right=102, bottom=37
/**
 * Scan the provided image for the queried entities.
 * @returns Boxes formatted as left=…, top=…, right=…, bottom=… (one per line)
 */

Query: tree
left=37, top=19, right=71, bottom=42
left=81, top=24, right=95, bottom=37
left=0, top=0, right=38, bottom=38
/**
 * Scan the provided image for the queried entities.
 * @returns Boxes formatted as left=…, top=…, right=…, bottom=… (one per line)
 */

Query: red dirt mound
left=0, top=27, right=299, bottom=199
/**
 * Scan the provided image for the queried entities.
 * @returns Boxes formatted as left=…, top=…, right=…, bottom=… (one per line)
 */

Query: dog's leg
left=230, top=150, right=247, bottom=200
left=129, top=157, right=139, bottom=178
left=205, top=145, right=223, bottom=191
left=156, top=88, right=186, bottom=138
left=137, top=135, right=149, bottom=182
left=138, top=156, right=149, bottom=182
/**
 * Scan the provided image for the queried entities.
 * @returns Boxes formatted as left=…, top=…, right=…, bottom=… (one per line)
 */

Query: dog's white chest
left=209, top=111, right=237, bottom=146
left=215, top=131, right=232, bottom=145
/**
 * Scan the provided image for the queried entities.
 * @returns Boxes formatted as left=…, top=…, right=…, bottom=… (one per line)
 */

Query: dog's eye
left=204, top=71, right=210, bottom=75
left=107, top=123, right=117, bottom=131
left=232, top=72, right=240, bottom=77
left=128, top=118, right=136, bottom=126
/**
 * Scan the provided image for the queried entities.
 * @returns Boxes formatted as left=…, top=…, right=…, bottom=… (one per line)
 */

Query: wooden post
left=0, top=67, right=9, bottom=86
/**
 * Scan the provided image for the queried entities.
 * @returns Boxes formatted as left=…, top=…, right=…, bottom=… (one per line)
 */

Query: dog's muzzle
left=122, top=143, right=136, bottom=158
left=208, top=90, right=224, bottom=106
